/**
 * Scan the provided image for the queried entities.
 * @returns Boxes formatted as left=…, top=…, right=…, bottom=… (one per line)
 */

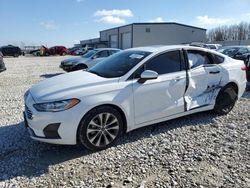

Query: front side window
left=96, top=50, right=109, bottom=58
left=187, top=50, right=212, bottom=69
left=145, top=50, right=182, bottom=75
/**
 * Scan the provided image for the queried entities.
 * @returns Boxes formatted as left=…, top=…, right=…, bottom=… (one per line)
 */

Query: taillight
left=241, top=64, right=247, bottom=71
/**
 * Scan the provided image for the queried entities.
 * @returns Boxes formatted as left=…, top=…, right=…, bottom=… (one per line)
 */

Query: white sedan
left=24, top=45, right=247, bottom=150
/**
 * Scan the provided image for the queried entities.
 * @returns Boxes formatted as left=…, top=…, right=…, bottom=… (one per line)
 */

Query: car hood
left=30, top=71, right=118, bottom=102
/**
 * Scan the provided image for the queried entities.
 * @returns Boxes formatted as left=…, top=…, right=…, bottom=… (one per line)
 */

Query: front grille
left=25, top=105, right=33, bottom=120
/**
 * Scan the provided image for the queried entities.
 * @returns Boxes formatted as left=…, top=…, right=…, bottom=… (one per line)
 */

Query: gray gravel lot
left=0, top=56, right=250, bottom=188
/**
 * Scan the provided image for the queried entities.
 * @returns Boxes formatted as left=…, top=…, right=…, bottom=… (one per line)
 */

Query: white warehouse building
left=80, top=22, right=206, bottom=49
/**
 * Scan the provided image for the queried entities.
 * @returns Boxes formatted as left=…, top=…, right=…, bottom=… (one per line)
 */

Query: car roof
left=94, top=48, right=121, bottom=51
left=125, top=45, right=228, bottom=59
left=126, top=45, right=210, bottom=53
left=220, top=46, right=247, bottom=48
left=1, top=45, right=19, bottom=48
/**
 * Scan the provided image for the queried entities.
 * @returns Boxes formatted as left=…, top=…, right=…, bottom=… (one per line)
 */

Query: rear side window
left=145, top=50, right=182, bottom=75
left=109, top=50, right=120, bottom=55
left=187, top=50, right=212, bottom=69
left=211, top=54, right=224, bottom=64
left=97, top=50, right=109, bottom=58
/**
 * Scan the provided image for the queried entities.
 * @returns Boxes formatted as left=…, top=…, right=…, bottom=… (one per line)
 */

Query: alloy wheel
left=86, top=113, right=120, bottom=147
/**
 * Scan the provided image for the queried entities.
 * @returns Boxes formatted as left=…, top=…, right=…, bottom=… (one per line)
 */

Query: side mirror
left=138, top=70, right=158, bottom=83
left=92, top=55, right=98, bottom=59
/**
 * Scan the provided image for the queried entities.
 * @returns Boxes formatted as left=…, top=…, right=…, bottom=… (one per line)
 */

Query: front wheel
left=213, top=86, right=237, bottom=115
left=78, top=106, right=123, bottom=151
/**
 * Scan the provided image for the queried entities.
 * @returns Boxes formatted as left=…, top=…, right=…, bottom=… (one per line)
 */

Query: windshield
left=82, top=50, right=97, bottom=58
left=217, top=47, right=239, bottom=56
left=88, top=50, right=151, bottom=78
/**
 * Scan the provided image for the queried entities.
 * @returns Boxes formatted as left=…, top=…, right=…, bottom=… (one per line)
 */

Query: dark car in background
left=217, top=46, right=250, bottom=64
left=46, top=46, right=68, bottom=56
left=0, top=52, right=6, bottom=72
left=217, top=46, right=250, bottom=82
left=0, top=45, right=21, bottom=57
left=68, top=47, right=94, bottom=56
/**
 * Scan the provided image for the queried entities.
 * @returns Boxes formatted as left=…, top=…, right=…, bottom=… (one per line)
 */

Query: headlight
left=33, top=99, right=80, bottom=112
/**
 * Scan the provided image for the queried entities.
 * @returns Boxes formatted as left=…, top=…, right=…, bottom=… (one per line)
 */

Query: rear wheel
left=78, top=106, right=123, bottom=151
left=213, top=86, right=237, bottom=115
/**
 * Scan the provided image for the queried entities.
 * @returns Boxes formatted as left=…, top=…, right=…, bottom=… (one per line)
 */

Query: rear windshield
left=217, top=47, right=239, bottom=56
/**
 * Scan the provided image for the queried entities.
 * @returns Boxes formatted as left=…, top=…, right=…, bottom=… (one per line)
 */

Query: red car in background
left=46, top=46, right=68, bottom=56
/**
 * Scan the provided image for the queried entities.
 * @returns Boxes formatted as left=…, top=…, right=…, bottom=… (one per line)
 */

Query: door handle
left=209, top=71, right=220, bottom=74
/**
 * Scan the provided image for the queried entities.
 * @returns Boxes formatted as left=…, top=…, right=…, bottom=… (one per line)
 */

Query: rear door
left=184, top=49, right=224, bottom=110
left=132, top=50, right=187, bottom=124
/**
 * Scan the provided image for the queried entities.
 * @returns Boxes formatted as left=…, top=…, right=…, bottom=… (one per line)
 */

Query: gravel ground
left=0, top=56, right=250, bottom=188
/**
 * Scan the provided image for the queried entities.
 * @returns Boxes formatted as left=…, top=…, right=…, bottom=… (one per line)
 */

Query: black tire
left=213, top=86, right=237, bottom=115
left=78, top=106, right=123, bottom=151
left=75, top=64, right=87, bottom=71
left=13, top=53, right=19, bottom=57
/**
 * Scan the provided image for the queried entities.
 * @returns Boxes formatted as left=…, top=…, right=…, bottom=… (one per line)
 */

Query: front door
left=133, top=50, right=187, bottom=124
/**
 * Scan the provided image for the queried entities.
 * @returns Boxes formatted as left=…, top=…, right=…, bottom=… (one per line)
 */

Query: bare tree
left=207, top=22, right=250, bottom=41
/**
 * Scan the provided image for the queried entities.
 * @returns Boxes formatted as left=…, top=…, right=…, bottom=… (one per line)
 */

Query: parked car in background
left=217, top=46, right=250, bottom=64
left=206, top=44, right=222, bottom=50
left=46, top=46, right=68, bottom=56
left=69, top=47, right=94, bottom=56
left=30, top=49, right=40, bottom=56
left=217, top=46, right=250, bottom=81
left=60, top=48, right=121, bottom=72
left=68, top=47, right=79, bottom=55
left=0, top=45, right=21, bottom=57
left=24, top=45, right=246, bottom=151
left=0, top=51, right=6, bottom=72
left=189, top=42, right=209, bottom=49
left=75, top=47, right=94, bottom=56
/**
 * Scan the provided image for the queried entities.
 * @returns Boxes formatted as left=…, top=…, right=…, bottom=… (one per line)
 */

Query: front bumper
left=23, top=93, right=82, bottom=145
left=60, top=64, right=75, bottom=72
left=23, top=112, right=61, bottom=139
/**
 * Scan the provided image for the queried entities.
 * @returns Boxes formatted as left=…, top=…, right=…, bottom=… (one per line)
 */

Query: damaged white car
left=24, top=45, right=247, bottom=150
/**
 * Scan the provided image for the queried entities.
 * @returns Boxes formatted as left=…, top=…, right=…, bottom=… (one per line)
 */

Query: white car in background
left=24, top=45, right=246, bottom=151
left=60, top=48, right=121, bottom=72
left=206, top=44, right=222, bottom=50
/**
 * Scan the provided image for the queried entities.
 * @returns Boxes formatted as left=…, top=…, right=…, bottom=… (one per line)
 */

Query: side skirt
left=127, top=104, right=214, bottom=132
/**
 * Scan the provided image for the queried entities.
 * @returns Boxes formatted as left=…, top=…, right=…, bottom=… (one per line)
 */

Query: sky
left=0, top=0, right=250, bottom=47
